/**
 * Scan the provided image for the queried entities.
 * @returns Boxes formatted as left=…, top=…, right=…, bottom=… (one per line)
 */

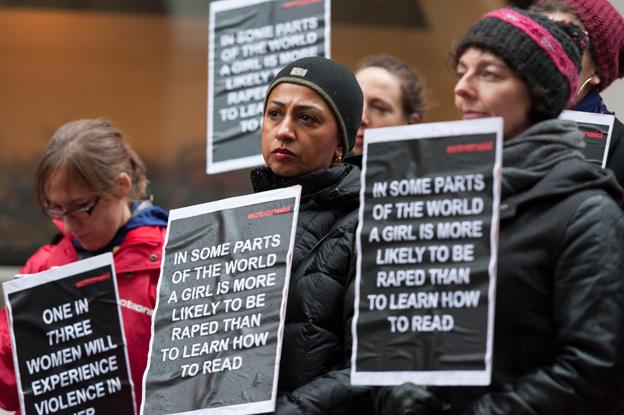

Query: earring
left=333, top=154, right=343, bottom=165
left=576, top=76, right=595, bottom=98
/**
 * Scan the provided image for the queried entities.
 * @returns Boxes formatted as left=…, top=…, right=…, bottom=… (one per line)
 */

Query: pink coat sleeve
left=0, top=243, right=56, bottom=411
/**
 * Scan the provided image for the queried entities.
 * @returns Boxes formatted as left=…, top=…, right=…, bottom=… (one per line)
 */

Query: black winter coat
left=251, top=163, right=373, bottom=415
left=437, top=123, right=624, bottom=414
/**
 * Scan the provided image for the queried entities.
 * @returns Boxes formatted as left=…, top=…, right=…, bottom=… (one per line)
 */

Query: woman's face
left=354, top=66, right=417, bottom=155
left=262, top=82, right=342, bottom=177
left=543, top=11, right=598, bottom=104
left=454, top=47, right=532, bottom=139
left=44, top=170, right=131, bottom=251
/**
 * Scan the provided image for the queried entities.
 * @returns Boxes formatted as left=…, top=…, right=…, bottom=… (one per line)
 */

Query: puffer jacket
left=435, top=121, right=624, bottom=414
left=251, top=163, right=373, bottom=415
left=0, top=224, right=166, bottom=414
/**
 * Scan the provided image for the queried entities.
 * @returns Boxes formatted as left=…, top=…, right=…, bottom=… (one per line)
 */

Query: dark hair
left=529, top=0, right=581, bottom=21
left=356, top=55, right=427, bottom=120
left=35, top=118, right=148, bottom=207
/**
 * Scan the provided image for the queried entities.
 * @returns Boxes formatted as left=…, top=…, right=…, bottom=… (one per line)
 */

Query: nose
left=453, top=73, right=474, bottom=101
left=275, top=115, right=295, bottom=142
left=62, top=215, right=79, bottom=235
left=361, top=103, right=370, bottom=128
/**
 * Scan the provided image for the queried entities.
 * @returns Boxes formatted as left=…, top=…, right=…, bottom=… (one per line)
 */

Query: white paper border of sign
left=206, top=0, right=331, bottom=174
left=3, top=253, right=137, bottom=415
left=141, top=185, right=301, bottom=415
left=559, top=110, right=615, bottom=167
left=351, top=117, right=503, bottom=386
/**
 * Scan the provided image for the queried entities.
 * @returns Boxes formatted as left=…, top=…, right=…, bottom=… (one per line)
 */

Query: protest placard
left=3, top=253, right=135, bottom=415
left=142, top=186, right=300, bottom=415
left=207, top=0, right=330, bottom=174
left=351, top=118, right=503, bottom=386
left=560, top=110, right=615, bottom=167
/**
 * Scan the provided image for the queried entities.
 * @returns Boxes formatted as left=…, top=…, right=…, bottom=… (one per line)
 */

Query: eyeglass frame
left=42, top=196, right=101, bottom=220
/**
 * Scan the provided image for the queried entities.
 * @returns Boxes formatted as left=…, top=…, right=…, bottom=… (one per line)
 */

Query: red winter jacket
left=0, top=225, right=166, bottom=413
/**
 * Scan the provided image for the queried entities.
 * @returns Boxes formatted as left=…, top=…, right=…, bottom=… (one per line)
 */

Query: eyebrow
left=369, top=97, right=392, bottom=105
left=268, top=100, right=324, bottom=112
left=46, top=197, right=91, bottom=207
left=458, top=57, right=507, bottom=68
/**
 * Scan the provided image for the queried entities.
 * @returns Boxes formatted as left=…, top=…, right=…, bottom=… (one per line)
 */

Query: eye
left=480, top=69, right=501, bottom=80
left=74, top=200, right=93, bottom=210
left=45, top=202, right=62, bottom=211
left=372, top=103, right=391, bottom=113
left=267, top=108, right=281, bottom=118
left=455, top=66, right=467, bottom=79
left=299, top=113, right=317, bottom=124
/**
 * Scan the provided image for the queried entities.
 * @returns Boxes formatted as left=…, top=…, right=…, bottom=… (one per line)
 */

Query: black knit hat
left=455, top=8, right=587, bottom=120
left=264, top=56, right=363, bottom=154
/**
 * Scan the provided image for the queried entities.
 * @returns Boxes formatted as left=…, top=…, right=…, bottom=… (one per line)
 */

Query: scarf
left=574, top=88, right=610, bottom=114
left=501, top=119, right=585, bottom=198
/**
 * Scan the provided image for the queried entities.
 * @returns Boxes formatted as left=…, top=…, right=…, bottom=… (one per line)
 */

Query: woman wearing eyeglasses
left=0, top=118, right=168, bottom=413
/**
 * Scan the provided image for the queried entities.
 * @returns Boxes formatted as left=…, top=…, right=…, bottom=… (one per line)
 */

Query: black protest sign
left=142, top=186, right=301, bottom=415
left=207, top=0, right=330, bottom=174
left=560, top=110, right=615, bottom=167
left=3, top=253, right=135, bottom=415
left=352, top=119, right=502, bottom=386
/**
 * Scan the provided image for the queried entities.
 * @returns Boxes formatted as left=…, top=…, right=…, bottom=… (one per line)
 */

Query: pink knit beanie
left=564, top=0, right=624, bottom=90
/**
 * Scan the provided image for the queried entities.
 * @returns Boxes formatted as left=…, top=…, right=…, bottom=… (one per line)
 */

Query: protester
left=376, top=8, right=624, bottom=414
left=0, top=118, right=168, bottom=412
left=351, top=55, right=427, bottom=157
left=530, top=0, right=624, bottom=187
left=250, top=56, right=373, bottom=414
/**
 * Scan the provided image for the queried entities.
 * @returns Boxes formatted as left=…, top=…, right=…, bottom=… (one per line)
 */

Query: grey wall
left=602, top=0, right=624, bottom=116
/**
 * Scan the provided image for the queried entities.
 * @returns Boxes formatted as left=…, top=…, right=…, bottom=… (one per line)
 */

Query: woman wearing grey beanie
left=377, top=7, right=624, bottom=415
left=250, top=56, right=373, bottom=414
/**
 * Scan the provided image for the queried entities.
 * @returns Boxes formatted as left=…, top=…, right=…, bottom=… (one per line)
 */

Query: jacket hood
left=503, top=156, right=624, bottom=220
left=501, top=119, right=624, bottom=216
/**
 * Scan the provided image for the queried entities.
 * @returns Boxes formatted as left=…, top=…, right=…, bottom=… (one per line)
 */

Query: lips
left=462, top=110, right=489, bottom=120
left=272, top=147, right=296, bottom=161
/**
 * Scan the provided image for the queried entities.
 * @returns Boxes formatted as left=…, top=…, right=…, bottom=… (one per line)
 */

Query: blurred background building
left=0, top=0, right=622, bottom=269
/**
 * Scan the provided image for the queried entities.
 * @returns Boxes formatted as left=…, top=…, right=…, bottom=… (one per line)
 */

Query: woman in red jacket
left=0, top=118, right=168, bottom=413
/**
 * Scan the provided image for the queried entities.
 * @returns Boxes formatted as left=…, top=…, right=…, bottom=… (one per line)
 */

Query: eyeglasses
left=42, top=196, right=100, bottom=220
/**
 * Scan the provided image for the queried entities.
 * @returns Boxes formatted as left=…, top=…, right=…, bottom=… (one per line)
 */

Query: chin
left=270, top=166, right=300, bottom=177
left=270, top=162, right=319, bottom=178
left=78, top=238, right=106, bottom=252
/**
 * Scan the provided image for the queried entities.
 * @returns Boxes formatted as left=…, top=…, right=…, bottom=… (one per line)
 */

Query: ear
left=590, top=74, right=601, bottom=87
left=335, top=143, right=345, bottom=158
left=117, top=172, right=132, bottom=198
left=407, top=113, right=421, bottom=124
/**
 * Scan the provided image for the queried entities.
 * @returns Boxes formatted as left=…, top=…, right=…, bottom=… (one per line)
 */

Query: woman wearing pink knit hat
left=532, top=0, right=624, bottom=186
left=374, top=7, right=624, bottom=415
